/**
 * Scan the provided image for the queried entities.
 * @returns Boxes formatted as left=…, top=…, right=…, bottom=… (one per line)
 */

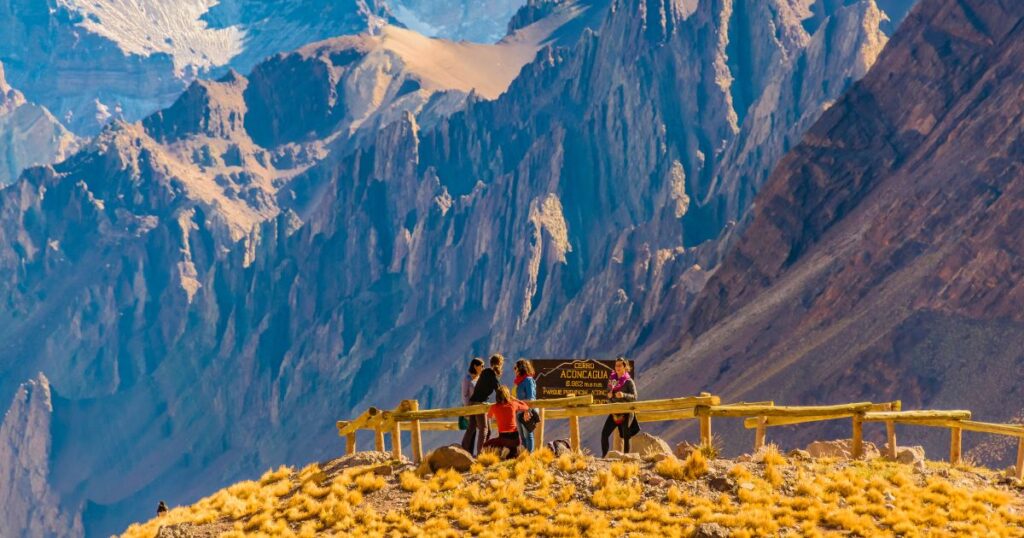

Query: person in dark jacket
left=157, top=501, right=168, bottom=516
left=601, top=357, right=639, bottom=457
left=461, top=354, right=504, bottom=455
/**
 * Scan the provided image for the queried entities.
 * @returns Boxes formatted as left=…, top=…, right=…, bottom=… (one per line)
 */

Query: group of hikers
left=459, top=354, right=640, bottom=458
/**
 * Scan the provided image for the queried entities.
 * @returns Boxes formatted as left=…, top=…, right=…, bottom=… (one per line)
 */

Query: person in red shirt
left=482, top=385, right=529, bottom=459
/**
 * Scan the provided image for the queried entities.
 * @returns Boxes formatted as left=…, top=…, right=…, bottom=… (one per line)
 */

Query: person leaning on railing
left=459, top=357, right=485, bottom=439
left=482, top=385, right=529, bottom=459
left=601, top=357, right=640, bottom=457
left=513, top=359, right=538, bottom=452
left=462, top=354, right=504, bottom=455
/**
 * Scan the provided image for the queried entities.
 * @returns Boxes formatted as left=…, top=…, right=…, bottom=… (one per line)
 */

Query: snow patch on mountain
left=57, top=0, right=245, bottom=72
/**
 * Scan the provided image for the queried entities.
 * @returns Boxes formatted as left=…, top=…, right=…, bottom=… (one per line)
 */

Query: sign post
left=530, top=359, right=636, bottom=400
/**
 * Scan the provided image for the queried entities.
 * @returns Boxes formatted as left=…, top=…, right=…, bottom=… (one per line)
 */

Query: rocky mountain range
left=647, top=0, right=1024, bottom=469
left=0, top=62, right=80, bottom=184
left=0, top=0, right=930, bottom=536
left=0, top=0, right=392, bottom=135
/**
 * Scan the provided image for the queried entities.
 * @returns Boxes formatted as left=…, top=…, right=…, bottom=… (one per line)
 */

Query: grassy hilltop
left=122, top=447, right=1024, bottom=537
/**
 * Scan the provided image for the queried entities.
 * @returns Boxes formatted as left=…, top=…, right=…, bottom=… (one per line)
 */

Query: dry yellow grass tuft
left=655, top=449, right=709, bottom=481
left=121, top=449, right=1024, bottom=538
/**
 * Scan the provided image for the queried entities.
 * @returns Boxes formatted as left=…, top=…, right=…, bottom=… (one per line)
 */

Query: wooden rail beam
left=390, top=395, right=594, bottom=422
left=863, top=410, right=971, bottom=422
left=700, top=402, right=873, bottom=418
left=742, top=414, right=857, bottom=429
left=634, top=409, right=697, bottom=422
left=545, top=395, right=719, bottom=420
left=740, top=402, right=901, bottom=429
left=337, top=407, right=379, bottom=436
left=955, top=420, right=1024, bottom=437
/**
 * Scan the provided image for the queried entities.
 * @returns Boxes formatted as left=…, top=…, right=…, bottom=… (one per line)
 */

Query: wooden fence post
left=391, top=419, right=402, bottom=460
left=346, top=432, right=356, bottom=455
left=613, top=429, right=624, bottom=453
left=566, top=393, right=581, bottom=453
left=1016, top=437, right=1024, bottom=480
left=375, top=427, right=385, bottom=452
left=852, top=413, right=864, bottom=459
left=698, top=392, right=713, bottom=446
left=754, top=416, right=767, bottom=452
left=409, top=400, right=423, bottom=464
left=569, top=412, right=581, bottom=453
left=886, top=400, right=900, bottom=459
left=886, top=421, right=897, bottom=459
left=949, top=427, right=962, bottom=466
left=536, top=408, right=546, bottom=448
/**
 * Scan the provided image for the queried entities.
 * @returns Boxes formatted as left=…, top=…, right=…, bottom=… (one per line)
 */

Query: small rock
left=838, top=497, right=848, bottom=508
left=895, top=446, right=925, bottom=466
left=646, top=474, right=665, bottom=486
left=645, top=452, right=671, bottom=463
left=692, top=521, right=731, bottom=538
left=708, top=476, right=736, bottom=492
left=372, top=464, right=395, bottom=476
left=425, top=445, right=475, bottom=473
left=913, top=460, right=927, bottom=474
left=736, top=454, right=753, bottom=463
left=630, top=432, right=673, bottom=458
left=787, top=449, right=811, bottom=460
left=739, top=482, right=755, bottom=491
left=605, top=450, right=641, bottom=462
left=675, top=441, right=699, bottom=460
left=885, top=503, right=895, bottom=510
left=883, top=491, right=895, bottom=503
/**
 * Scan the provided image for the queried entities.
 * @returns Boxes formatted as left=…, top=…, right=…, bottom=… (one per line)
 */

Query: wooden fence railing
left=336, top=393, right=1024, bottom=479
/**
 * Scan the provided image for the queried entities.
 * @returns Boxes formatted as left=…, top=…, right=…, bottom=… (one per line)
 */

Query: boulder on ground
left=425, top=445, right=474, bottom=473
left=805, top=439, right=880, bottom=459
left=692, top=521, right=731, bottom=538
left=895, top=446, right=925, bottom=466
left=630, top=432, right=672, bottom=457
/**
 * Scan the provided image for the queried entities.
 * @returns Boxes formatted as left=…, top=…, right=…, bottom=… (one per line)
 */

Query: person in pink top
left=482, top=385, right=529, bottom=459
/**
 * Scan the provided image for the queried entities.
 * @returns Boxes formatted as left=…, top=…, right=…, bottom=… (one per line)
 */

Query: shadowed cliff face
left=647, top=0, right=1024, bottom=466
left=0, top=1, right=900, bottom=536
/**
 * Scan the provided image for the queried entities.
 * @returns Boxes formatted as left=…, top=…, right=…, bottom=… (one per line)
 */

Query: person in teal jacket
left=513, top=359, right=538, bottom=451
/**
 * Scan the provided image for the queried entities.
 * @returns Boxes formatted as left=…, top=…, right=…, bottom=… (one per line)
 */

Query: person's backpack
left=518, top=409, right=541, bottom=432
left=547, top=439, right=571, bottom=455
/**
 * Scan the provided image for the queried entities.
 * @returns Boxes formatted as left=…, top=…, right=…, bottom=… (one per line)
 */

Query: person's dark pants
left=601, top=415, right=631, bottom=457
left=461, top=413, right=489, bottom=455
left=483, top=431, right=521, bottom=459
